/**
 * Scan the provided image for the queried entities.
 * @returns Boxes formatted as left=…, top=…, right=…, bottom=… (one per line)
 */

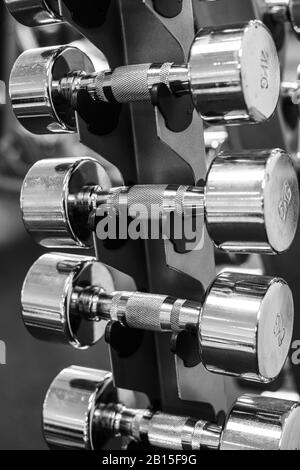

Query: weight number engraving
left=278, top=181, right=292, bottom=222
left=274, top=314, right=285, bottom=347
left=260, top=50, right=269, bottom=90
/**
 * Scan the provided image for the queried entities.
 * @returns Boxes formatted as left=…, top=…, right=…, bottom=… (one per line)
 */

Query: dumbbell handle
left=57, top=62, right=190, bottom=106
left=94, top=403, right=221, bottom=450
left=69, top=184, right=203, bottom=219
left=71, top=286, right=201, bottom=333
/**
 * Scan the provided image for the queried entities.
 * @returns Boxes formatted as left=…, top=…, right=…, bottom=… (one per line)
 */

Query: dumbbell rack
left=59, top=0, right=224, bottom=418
left=58, top=0, right=293, bottom=418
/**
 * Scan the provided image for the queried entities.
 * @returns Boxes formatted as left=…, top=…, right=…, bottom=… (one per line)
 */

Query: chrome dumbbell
left=22, top=252, right=294, bottom=383
left=262, top=0, right=300, bottom=38
left=4, top=0, right=63, bottom=26
left=9, top=20, right=280, bottom=134
left=21, top=151, right=299, bottom=254
left=43, top=366, right=300, bottom=450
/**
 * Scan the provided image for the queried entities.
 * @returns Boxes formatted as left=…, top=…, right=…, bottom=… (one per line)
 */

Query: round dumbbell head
left=205, top=148, right=299, bottom=254
left=21, top=253, right=115, bottom=348
left=200, top=271, right=294, bottom=383
left=9, top=45, right=94, bottom=134
left=43, top=366, right=116, bottom=449
left=189, top=20, right=280, bottom=124
left=21, top=156, right=110, bottom=248
left=221, top=394, right=300, bottom=450
left=4, top=0, right=63, bottom=27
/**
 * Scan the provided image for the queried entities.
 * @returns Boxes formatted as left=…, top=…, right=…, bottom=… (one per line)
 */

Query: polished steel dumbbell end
left=43, top=366, right=300, bottom=450
left=9, top=46, right=95, bottom=134
left=206, top=148, right=299, bottom=254
left=265, top=0, right=300, bottom=37
left=43, top=366, right=115, bottom=449
left=20, top=157, right=111, bottom=248
left=201, top=271, right=294, bottom=382
left=221, top=394, right=300, bottom=450
left=189, top=20, right=280, bottom=124
left=4, top=0, right=63, bottom=26
left=22, top=253, right=294, bottom=382
left=21, top=252, right=115, bottom=348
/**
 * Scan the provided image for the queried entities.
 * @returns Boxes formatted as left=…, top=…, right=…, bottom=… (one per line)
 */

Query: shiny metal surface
left=205, top=148, right=300, bottom=254
left=20, top=156, right=112, bottom=248
left=221, top=393, right=300, bottom=449
left=21, top=152, right=299, bottom=254
left=43, top=366, right=114, bottom=449
left=9, top=46, right=95, bottom=134
left=4, top=0, right=63, bottom=27
left=201, top=271, right=294, bottom=383
left=21, top=252, right=115, bottom=348
left=189, top=20, right=280, bottom=124
left=9, top=20, right=279, bottom=134
left=22, top=253, right=294, bottom=383
left=43, top=366, right=300, bottom=450
left=92, top=20, right=279, bottom=125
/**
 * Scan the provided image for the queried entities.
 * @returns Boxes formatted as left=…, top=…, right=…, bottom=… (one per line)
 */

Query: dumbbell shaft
left=70, top=184, right=203, bottom=219
left=57, top=63, right=191, bottom=106
left=94, top=404, right=221, bottom=450
left=71, top=286, right=200, bottom=333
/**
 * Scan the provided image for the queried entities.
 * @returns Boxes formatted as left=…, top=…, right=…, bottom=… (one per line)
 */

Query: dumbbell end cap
left=189, top=20, right=280, bottom=124
left=254, top=278, right=294, bottom=382
left=201, top=273, right=294, bottom=383
left=9, top=46, right=95, bottom=135
left=206, top=149, right=299, bottom=254
left=43, top=366, right=115, bottom=449
left=21, top=253, right=114, bottom=349
left=21, top=157, right=109, bottom=249
left=221, top=394, right=300, bottom=450
left=264, top=150, right=300, bottom=255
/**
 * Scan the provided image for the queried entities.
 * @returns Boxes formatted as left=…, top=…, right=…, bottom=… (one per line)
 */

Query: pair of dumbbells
left=43, top=365, right=300, bottom=450
left=5, top=0, right=300, bottom=40
left=9, top=20, right=280, bottom=135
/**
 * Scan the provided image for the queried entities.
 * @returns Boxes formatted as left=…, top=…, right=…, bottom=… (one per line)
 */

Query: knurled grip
left=107, top=292, right=195, bottom=333
left=106, top=185, right=191, bottom=217
left=127, top=185, right=166, bottom=213
left=95, top=64, right=152, bottom=103
left=121, top=292, right=168, bottom=331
